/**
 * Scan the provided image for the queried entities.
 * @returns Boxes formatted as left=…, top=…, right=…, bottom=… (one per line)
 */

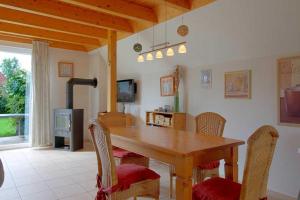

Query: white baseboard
left=0, top=143, right=29, bottom=151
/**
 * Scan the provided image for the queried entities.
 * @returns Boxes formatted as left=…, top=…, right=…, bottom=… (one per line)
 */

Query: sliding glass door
left=0, top=46, right=31, bottom=147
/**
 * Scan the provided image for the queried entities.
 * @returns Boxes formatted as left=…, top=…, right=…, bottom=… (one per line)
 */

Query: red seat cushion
left=116, top=164, right=160, bottom=191
left=192, top=177, right=241, bottom=200
left=198, top=160, right=220, bottom=169
left=113, top=147, right=144, bottom=158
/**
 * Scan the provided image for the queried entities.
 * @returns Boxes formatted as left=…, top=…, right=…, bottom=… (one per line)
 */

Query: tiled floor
left=0, top=144, right=293, bottom=200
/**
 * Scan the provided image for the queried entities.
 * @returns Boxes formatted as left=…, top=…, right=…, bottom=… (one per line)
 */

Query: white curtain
left=29, top=41, right=51, bottom=147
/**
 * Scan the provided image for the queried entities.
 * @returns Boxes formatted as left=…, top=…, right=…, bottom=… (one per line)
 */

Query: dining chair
left=99, top=112, right=149, bottom=167
left=169, top=112, right=226, bottom=198
left=89, top=120, right=160, bottom=200
left=194, top=112, right=226, bottom=182
left=192, top=125, right=279, bottom=200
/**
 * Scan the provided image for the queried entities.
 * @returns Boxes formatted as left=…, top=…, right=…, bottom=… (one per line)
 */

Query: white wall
left=93, top=0, right=300, bottom=197
left=88, top=50, right=107, bottom=118
left=49, top=48, right=91, bottom=139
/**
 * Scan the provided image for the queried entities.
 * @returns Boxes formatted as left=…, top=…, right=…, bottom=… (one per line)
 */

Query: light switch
left=298, top=148, right=300, bottom=154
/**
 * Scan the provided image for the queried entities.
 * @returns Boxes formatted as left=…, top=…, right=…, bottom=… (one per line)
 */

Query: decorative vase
left=174, top=91, right=179, bottom=112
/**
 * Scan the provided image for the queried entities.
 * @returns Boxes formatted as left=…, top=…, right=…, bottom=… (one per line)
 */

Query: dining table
left=108, top=125, right=245, bottom=200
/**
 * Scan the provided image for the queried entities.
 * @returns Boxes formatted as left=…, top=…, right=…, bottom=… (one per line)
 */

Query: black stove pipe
left=66, top=78, right=97, bottom=109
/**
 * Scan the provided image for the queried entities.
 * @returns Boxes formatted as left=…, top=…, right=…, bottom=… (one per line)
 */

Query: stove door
left=54, top=109, right=72, bottom=137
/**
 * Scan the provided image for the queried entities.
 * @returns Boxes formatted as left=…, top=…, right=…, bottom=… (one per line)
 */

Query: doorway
left=0, top=45, right=31, bottom=148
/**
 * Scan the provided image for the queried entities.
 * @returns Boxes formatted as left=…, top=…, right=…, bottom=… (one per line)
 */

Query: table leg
left=224, top=146, right=238, bottom=182
left=175, top=156, right=193, bottom=200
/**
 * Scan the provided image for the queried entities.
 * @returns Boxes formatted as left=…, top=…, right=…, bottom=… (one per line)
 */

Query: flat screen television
left=117, top=79, right=135, bottom=102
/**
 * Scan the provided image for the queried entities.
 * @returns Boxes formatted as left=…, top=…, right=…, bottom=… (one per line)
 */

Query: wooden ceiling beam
left=0, top=0, right=133, bottom=33
left=60, top=0, right=157, bottom=23
left=166, top=0, right=191, bottom=10
left=0, top=33, right=89, bottom=52
left=0, top=22, right=101, bottom=46
left=0, top=7, right=107, bottom=39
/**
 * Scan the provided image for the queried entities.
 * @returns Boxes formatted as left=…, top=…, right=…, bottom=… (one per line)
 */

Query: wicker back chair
left=169, top=112, right=227, bottom=198
left=98, top=112, right=149, bottom=167
left=192, top=125, right=279, bottom=200
left=194, top=112, right=226, bottom=182
left=89, top=121, right=117, bottom=189
left=195, top=112, right=226, bottom=136
left=240, top=125, right=279, bottom=200
left=89, top=121, right=160, bottom=200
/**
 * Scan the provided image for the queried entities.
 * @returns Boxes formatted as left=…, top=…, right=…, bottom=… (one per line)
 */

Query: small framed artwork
left=200, top=69, right=212, bottom=88
left=278, top=56, right=300, bottom=126
left=58, top=62, right=74, bottom=77
left=160, top=75, right=175, bottom=96
left=224, top=70, right=251, bottom=98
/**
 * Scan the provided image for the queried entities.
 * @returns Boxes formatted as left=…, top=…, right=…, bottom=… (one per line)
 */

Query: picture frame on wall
left=200, top=69, right=212, bottom=89
left=160, top=75, right=175, bottom=96
left=58, top=62, right=74, bottom=77
left=278, top=56, right=300, bottom=126
left=224, top=70, right=251, bottom=99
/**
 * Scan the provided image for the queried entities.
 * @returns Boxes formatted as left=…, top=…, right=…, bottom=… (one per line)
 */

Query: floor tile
left=52, top=184, right=85, bottom=199
left=45, top=176, right=75, bottom=189
left=17, top=181, right=49, bottom=197
left=0, top=188, right=20, bottom=200
left=60, top=192, right=93, bottom=200
left=21, top=190, right=57, bottom=200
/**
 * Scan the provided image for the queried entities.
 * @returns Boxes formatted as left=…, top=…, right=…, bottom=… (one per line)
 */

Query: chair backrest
left=240, top=125, right=279, bottom=200
left=195, top=112, right=226, bottom=136
left=99, top=112, right=134, bottom=127
left=88, top=120, right=118, bottom=188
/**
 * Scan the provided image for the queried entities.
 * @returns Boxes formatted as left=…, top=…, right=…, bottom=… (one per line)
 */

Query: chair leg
left=133, top=196, right=137, bottom=200
left=169, top=166, right=174, bottom=199
left=170, top=174, right=173, bottom=199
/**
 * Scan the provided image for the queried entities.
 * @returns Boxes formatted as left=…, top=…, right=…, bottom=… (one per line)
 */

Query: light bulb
left=146, top=53, right=153, bottom=61
left=178, top=44, right=187, bottom=54
left=155, top=50, right=163, bottom=59
left=166, top=48, right=174, bottom=56
left=137, top=55, right=144, bottom=62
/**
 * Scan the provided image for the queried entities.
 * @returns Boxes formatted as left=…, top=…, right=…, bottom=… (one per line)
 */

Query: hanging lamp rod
left=139, top=41, right=186, bottom=56
left=150, top=42, right=170, bottom=49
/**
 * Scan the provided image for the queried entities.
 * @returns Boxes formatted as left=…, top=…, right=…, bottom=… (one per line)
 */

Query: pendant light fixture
left=167, top=48, right=174, bottom=56
left=156, top=50, right=163, bottom=59
left=146, top=53, right=153, bottom=60
left=164, top=0, right=174, bottom=57
left=147, top=10, right=155, bottom=61
left=178, top=44, right=187, bottom=54
left=177, top=16, right=188, bottom=54
left=137, top=55, right=144, bottom=62
left=135, top=0, right=188, bottom=62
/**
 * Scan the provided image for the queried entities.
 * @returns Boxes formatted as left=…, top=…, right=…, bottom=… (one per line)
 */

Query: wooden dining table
left=108, top=125, right=245, bottom=200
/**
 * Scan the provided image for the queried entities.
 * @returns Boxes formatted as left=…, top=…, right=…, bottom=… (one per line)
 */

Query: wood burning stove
left=54, top=78, right=97, bottom=151
left=54, top=109, right=83, bottom=151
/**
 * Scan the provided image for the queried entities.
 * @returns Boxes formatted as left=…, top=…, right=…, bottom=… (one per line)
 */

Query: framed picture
left=224, top=70, right=251, bottom=98
left=278, top=56, right=300, bottom=126
left=58, top=62, right=74, bottom=77
left=160, top=75, right=175, bottom=96
left=200, top=69, right=212, bottom=88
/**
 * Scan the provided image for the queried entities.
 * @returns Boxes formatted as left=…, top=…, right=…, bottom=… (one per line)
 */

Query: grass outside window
left=0, top=118, right=16, bottom=137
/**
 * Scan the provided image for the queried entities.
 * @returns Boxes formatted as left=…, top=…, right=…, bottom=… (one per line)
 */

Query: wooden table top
left=109, top=125, right=245, bottom=156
